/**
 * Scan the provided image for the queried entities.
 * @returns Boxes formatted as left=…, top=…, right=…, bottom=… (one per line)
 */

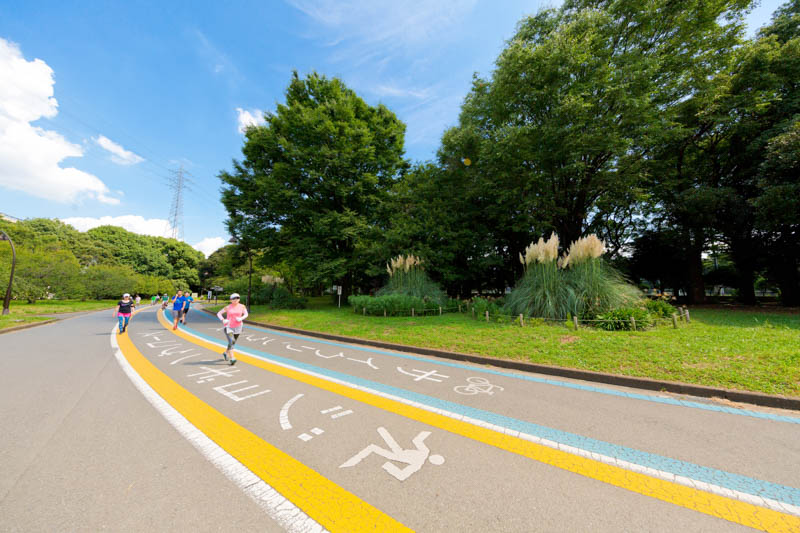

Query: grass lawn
left=208, top=297, right=800, bottom=397
left=0, top=299, right=118, bottom=331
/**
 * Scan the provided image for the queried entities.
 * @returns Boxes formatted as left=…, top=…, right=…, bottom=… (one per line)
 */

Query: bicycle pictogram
left=453, top=376, right=504, bottom=396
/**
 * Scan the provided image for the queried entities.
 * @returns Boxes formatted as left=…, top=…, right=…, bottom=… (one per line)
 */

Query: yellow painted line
left=118, top=313, right=410, bottom=532
left=158, top=309, right=800, bottom=532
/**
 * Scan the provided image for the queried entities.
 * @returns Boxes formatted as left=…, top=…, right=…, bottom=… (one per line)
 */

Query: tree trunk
left=686, top=242, right=706, bottom=304
left=730, top=236, right=757, bottom=305
left=777, top=260, right=800, bottom=307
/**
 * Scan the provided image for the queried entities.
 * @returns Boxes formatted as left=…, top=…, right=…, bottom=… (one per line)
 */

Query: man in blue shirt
left=180, top=292, right=195, bottom=325
left=171, top=290, right=188, bottom=330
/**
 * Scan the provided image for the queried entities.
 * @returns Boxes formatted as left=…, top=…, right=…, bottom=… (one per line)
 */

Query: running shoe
left=222, top=351, right=228, bottom=361
left=123, top=325, right=127, bottom=333
left=230, top=359, right=237, bottom=366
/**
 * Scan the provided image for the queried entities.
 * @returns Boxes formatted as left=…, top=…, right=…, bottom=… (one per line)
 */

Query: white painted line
left=109, top=326, right=325, bottom=533
left=331, top=410, right=353, bottom=419
left=280, top=394, right=305, bottom=430
left=171, top=354, right=200, bottom=365
left=310, top=428, right=324, bottom=435
left=298, top=434, right=312, bottom=442
left=320, top=406, right=342, bottom=414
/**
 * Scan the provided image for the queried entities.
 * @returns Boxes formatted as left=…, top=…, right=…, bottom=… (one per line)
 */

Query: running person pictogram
left=216, top=293, right=248, bottom=366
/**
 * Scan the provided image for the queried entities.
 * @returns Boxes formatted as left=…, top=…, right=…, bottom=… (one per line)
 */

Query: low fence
left=351, top=302, right=692, bottom=330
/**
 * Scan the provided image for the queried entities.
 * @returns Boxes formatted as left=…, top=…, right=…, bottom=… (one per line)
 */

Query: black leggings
left=225, top=331, right=240, bottom=350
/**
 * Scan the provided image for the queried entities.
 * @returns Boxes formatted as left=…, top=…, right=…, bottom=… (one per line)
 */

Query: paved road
left=1, top=306, right=799, bottom=531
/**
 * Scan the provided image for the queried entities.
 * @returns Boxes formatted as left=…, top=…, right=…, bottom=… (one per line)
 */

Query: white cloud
left=0, top=38, right=119, bottom=205
left=94, top=135, right=144, bottom=165
left=61, top=215, right=174, bottom=238
left=192, top=236, right=226, bottom=257
left=236, top=107, right=265, bottom=133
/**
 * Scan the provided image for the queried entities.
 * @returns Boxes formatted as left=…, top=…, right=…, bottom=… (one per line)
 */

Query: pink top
left=217, top=303, right=248, bottom=328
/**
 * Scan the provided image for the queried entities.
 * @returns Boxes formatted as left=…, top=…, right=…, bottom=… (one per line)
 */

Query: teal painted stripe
left=229, top=319, right=800, bottom=425
left=179, top=320, right=800, bottom=508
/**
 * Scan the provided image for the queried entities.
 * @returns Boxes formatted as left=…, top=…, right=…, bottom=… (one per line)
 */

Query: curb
left=0, top=318, right=58, bottom=335
left=199, top=307, right=800, bottom=411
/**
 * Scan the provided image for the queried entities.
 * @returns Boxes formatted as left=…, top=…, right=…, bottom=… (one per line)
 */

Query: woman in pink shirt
left=216, top=293, right=248, bottom=366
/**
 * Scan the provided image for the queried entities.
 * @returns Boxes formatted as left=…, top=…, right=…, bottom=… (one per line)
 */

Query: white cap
left=123, top=293, right=130, bottom=297
left=230, top=293, right=240, bottom=300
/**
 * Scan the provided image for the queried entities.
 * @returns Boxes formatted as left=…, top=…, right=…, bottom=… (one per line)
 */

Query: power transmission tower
left=166, top=166, right=193, bottom=240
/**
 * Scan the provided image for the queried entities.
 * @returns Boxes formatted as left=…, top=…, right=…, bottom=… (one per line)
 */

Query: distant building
left=0, top=212, right=19, bottom=223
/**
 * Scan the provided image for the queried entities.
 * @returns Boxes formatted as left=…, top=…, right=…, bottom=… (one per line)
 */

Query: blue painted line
left=225, top=318, right=800, bottom=425
left=182, top=321, right=800, bottom=507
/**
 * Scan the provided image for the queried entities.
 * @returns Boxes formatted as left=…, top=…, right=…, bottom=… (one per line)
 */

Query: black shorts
left=173, top=308, right=185, bottom=318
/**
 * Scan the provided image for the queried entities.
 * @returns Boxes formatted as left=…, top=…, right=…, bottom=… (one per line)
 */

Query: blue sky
left=0, top=0, right=786, bottom=256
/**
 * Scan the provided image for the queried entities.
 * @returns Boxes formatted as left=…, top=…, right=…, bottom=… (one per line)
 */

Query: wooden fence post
left=412, top=308, right=415, bottom=317
left=685, top=309, right=691, bottom=323
left=472, top=308, right=475, bottom=319
left=485, top=310, right=489, bottom=322
left=384, top=309, right=387, bottom=317
left=458, top=304, right=462, bottom=313
left=671, top=313, right=678, bottom=329
left=362, top=307, right=366, bottom=315
left=519, top=314, right=524, bottom=327
left=630, top=317, right=636, bottom=331
left=573, top=316, right=579, bottom=330
left=439, top=306, right=442, bottom=316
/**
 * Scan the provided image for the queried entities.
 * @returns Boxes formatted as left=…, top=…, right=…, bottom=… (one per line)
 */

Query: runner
left=134, top=294, right=141, bottom=306
left=181, top=292, right=194, bottom=325
left=216, top=293, right=248, bottom=366
left=114, top=293, right=135, bottom=333
left=161, top=292, right=169, bottom=309
left=171, top=290, right=188, bottom=330
left=151, top=294, right=158, bottom=306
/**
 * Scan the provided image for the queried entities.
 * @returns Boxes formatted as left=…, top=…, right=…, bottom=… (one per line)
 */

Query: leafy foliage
left=644, top=298, right=678, bottom=318
left=595, top=307, right=655, bottom=331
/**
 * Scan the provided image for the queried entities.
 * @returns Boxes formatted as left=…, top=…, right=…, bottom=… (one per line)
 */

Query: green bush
left=644, top=298, right=677, bottom=318
left=348, top=294, right=430, bottom=316
left=470, top=297, right=500, bottom=317
left=595, top=307, right=654, bottom=331
left=222, top=278, right=306, bottom=309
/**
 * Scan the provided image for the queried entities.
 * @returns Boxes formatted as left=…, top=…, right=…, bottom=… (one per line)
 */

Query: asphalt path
left=1, top=305, right=799, bottom=531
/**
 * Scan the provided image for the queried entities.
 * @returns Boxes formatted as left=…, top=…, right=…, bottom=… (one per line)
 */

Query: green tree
left=82, top=265, right=138, bottom=300
left=219, top=71, right=408, bottom=295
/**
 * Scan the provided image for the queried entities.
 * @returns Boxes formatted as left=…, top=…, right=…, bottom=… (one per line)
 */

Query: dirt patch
left=559, top=335, right=579, bottom=344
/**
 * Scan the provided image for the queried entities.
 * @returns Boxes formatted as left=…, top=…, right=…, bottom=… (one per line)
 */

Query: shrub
left=348, top=294, right=427, bottom=316
left=470, top=297, right=500, bottom=317
left=644, top=298, right=677, bottom=318
left=223, top=278, right=306, bottom=309
left=595, top=307, right=654, bottom=331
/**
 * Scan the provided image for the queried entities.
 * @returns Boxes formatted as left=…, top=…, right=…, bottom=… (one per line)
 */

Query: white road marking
left=396, top=367, right=450, bottom=383
left=286, top=345, right=303, bottom=352
left=214, top=380, right=271, bottom=402
left=109, top=325, right=324, bottom=532
left=454, top=377, right=504, bottom=396
left=170, top=354, right=200, bottom=365
left=314, top=350, right=344, bottom=359
left=320, top=406, right=342, bottom=414
left=331, top=410, right=353, bottom=419
left=188, top=366, right=241, bottom=384
left=340, top=427, right=444, bottom=482
left=279, top=394, right=305, bottom=430
left=146, top=340, right=181, bottom=348
left=346, top=356, right=378, bottom=369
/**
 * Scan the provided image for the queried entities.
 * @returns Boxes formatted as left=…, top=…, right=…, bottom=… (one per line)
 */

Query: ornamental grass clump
left=563, top=235, right=641, bottom=319
left=378, top=254, right=447, bottom=305
left=504, top=233, right=642, bottom=321
left=505, top=233, right=572, bottom=319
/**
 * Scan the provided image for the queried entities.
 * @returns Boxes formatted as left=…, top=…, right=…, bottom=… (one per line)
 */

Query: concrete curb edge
left=0, top=318, right=59, bottom=335
left=200, top=307, right=800, bottom=411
